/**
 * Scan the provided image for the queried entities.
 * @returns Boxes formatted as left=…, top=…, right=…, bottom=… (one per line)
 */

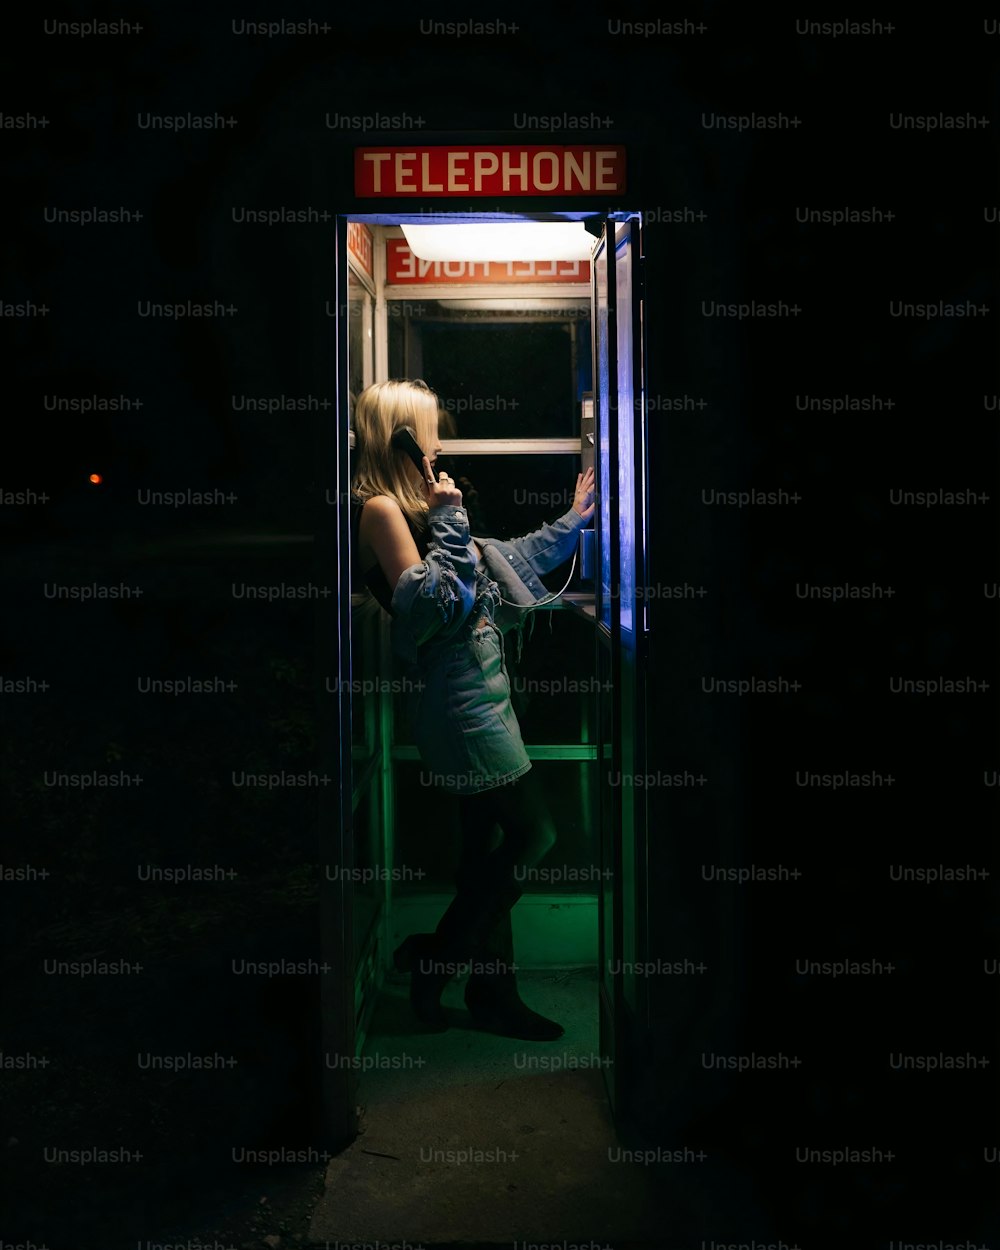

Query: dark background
left=3, top=6, right=998, bottom=1245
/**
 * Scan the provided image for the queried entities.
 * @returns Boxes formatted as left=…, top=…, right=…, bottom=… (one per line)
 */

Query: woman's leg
left=433, top=767, right=556, bottom=969
left=398, top=769, right=562, bottom=1034
left=454, top=811, right=513, bottom=974
left=443, top=769, right=565, bottom=1039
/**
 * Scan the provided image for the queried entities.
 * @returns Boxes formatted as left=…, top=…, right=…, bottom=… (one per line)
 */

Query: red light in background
left=88, top=473, right=102, bottom=484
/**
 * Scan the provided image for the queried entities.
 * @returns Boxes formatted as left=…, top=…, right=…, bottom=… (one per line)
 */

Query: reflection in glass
left=348, top=269, right=373, bottom=420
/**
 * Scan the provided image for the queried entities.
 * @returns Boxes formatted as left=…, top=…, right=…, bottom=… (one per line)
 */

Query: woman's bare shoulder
left=358, top=494, right=409, bottom=544
left=358, top=494, right=403, bottom=526
left=361, top=493, right=403, bottom=515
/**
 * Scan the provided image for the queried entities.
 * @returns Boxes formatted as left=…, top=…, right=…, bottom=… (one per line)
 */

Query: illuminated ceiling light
left=436, top=299, right=589, bottom=310
left=400, top=222, right=593, bottom=262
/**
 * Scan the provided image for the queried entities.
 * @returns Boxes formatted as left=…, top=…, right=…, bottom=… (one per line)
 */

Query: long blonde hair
left=351, top=378, right=441, bottom=532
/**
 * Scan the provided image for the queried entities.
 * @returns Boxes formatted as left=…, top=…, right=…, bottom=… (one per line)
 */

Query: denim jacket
left=389, top=503, right=588, bottom=665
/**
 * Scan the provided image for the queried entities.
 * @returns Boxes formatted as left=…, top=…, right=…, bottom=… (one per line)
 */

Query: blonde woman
left=350, top=378, right=595, bottom=1039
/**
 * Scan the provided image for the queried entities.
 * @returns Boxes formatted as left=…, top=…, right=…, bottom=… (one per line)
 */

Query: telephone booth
left=320, top=135, right=651, bottom=1148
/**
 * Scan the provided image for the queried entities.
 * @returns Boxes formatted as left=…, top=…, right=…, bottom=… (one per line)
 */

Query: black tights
left=433, top=767, right=557, bottom=975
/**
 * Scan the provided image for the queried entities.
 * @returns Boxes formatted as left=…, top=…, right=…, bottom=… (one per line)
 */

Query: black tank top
left=350, top=494, right=429, bottom=616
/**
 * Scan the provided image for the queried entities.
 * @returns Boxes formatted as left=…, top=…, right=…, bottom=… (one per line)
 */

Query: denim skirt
left=405, top=612, right=532, bottom=796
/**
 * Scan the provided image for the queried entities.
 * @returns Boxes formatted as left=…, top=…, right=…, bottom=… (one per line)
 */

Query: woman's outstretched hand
left=573, top=465, right=596, bottom=521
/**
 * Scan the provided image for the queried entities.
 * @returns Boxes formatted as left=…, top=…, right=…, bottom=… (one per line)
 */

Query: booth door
left=591, top=216, right=650, bottom=1121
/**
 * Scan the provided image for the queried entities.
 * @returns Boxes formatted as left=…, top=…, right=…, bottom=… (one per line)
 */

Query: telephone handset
left=390, top=426, right=427, bottom=475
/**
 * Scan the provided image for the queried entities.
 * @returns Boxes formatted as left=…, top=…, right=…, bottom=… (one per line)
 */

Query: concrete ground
left=308, top=967, right=760, bottom=1246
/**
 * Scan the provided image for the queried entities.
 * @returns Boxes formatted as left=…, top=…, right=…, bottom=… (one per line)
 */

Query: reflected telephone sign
left=385, top=240, right=590, bottom=284
left=346, top=221, right=373, bottom=279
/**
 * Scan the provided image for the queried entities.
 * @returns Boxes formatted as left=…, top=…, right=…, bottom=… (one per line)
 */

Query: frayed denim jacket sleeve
left=498, top=507, right=588, bottom=576
left=389, top=504, right=479, bottom=662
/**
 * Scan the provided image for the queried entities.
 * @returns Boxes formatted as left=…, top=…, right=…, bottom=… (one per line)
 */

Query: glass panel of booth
left=615, top=225, right=635, bottom=637
left=347, top=267, right=374, bottom=414
left=593, top=236, right=612, bottom=630
left=347, top=246, right=385, bottom=996
left=385, top=297, right=590, bottom=441
left=347, top=266, right=378, bottom=786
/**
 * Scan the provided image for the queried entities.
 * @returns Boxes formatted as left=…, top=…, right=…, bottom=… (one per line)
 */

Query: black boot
left=393, top=933, right=451, bottom=1032
left=464, top=970, right=565, bottom=1041
left=403, top=853, right=546, bottom=1037
left=463, top=911, right=564, bottom=1041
